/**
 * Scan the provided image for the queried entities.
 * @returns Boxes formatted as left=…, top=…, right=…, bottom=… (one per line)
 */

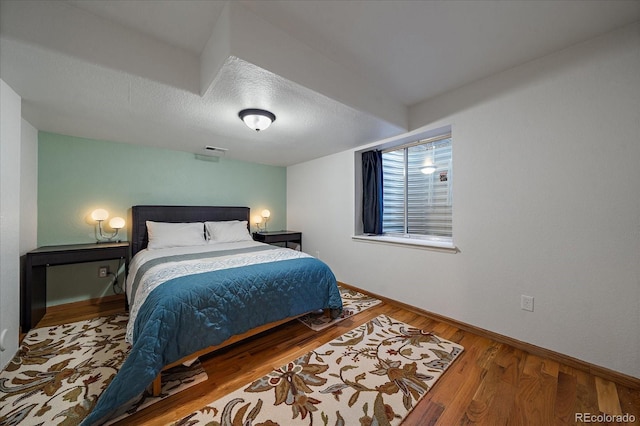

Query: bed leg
left=152, top=374, right=162, bottom=396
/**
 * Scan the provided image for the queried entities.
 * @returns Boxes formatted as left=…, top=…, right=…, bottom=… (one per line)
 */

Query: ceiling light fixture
left=238, top=108, right=276, bottom=132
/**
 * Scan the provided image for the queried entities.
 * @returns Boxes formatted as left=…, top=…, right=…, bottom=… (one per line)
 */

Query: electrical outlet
left=521, top=295, right=534, bottom=312
left=98, top=266, right=108, bottom=278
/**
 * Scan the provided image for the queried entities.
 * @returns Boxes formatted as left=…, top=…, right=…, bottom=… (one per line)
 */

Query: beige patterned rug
left=0, top=314, right=207, bottom=426
left=175, top=314, right=463, bottom=425
left=298, top=286, right=382, bottom=331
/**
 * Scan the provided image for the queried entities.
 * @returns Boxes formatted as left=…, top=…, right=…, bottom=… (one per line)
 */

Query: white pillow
left=205, top=221, right=253, bottom=243
left=146, top=221, right=206, bottom=249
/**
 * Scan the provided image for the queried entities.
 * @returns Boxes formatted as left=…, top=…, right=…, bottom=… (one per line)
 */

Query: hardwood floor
left=33, top=293, right=639, bottom=425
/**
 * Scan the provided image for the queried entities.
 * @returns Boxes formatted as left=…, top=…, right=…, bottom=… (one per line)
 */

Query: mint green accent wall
left=38, top=132, right=286, bottom=305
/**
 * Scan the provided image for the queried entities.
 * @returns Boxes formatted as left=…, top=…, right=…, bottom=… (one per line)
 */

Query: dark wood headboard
left=130, top=205, right=251, bottom=257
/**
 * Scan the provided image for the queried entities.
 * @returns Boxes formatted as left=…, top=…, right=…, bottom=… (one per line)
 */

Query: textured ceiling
left=1, top=0, right=638, bottom=166
left=66, top=0, right=224, bottom=54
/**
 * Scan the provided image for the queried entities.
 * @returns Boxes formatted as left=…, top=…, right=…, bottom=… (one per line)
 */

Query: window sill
left=352, top=235, right=458, bottom=253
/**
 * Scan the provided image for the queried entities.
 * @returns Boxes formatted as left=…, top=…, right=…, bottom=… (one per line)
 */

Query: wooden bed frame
left=129, top=205, right=328, bottom=396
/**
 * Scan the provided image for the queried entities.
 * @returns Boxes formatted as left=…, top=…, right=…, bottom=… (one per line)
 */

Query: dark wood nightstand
left=22, top=242, right=130, bottom=331
left=253, top=231, right=302, bottom=251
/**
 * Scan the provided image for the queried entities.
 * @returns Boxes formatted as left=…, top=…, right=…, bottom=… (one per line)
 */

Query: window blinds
left=382, top=137, right=452, bottom=238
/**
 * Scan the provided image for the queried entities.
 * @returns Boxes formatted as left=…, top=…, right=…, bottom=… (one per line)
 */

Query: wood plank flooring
left=32, top=294, right=639, bottom=425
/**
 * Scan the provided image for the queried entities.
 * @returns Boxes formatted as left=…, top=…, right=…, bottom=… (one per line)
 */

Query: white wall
left=288, top=23, right=640, bottom=379
left=0, top=79, right=22, bottom=369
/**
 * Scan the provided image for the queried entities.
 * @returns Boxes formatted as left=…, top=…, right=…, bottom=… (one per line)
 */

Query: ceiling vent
left=195, top=145, right=228, bottom=162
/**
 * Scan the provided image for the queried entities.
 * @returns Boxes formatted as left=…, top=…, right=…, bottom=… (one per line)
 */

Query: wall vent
left=195, top=145, right=228, bottom=161
left=204, top=145, right=228, bottom=154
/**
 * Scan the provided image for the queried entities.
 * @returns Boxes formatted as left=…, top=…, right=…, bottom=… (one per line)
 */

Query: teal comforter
left=82, top=248, right=342, bottom=425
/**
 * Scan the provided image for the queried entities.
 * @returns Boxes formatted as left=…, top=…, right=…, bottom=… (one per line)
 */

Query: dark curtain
left=362, top=150, right=383, bottom=234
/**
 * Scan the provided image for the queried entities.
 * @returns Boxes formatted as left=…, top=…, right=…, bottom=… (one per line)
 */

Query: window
left=381, top=134, right=452, bottom=239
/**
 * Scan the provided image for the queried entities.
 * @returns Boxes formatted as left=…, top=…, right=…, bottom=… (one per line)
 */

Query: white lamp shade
left=243, top=114, right=272, bottom=131
left=91, top=209, right=109, bottom=221
left=261, top=209, right=271, bottom=219
left=108, top=217, right=125, bottom=229
left=420, top=165, right=437, bottom=174
left=253, top=215, right=263, bottom=224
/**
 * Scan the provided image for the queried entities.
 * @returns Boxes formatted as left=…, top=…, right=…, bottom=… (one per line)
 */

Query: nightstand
left=253, top=231, right=302, bottom=251
left=22, top=242, right=130, bottom=331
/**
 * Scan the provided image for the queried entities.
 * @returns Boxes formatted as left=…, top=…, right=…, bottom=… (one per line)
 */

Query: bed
left=82, top=205, right=343, bottom=425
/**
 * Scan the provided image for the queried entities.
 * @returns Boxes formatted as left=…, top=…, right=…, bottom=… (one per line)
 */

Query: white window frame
left=353, top=125, right=457, bottom=252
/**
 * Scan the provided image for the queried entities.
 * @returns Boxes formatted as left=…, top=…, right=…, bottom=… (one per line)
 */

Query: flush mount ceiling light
left=238, top=108, right=276, bottom=132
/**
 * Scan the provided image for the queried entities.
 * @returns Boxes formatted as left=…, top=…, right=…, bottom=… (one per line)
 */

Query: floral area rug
left=0, top=314, right=207, bottom=426
left=175, top=314, right=464, bottom=425
left=297, top=286, right=382, bottom=331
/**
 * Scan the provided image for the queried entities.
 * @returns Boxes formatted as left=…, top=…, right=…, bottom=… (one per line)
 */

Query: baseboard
left=338, top=281, right=640, bottom=389
left=45, top=294, right=125, bottom=314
